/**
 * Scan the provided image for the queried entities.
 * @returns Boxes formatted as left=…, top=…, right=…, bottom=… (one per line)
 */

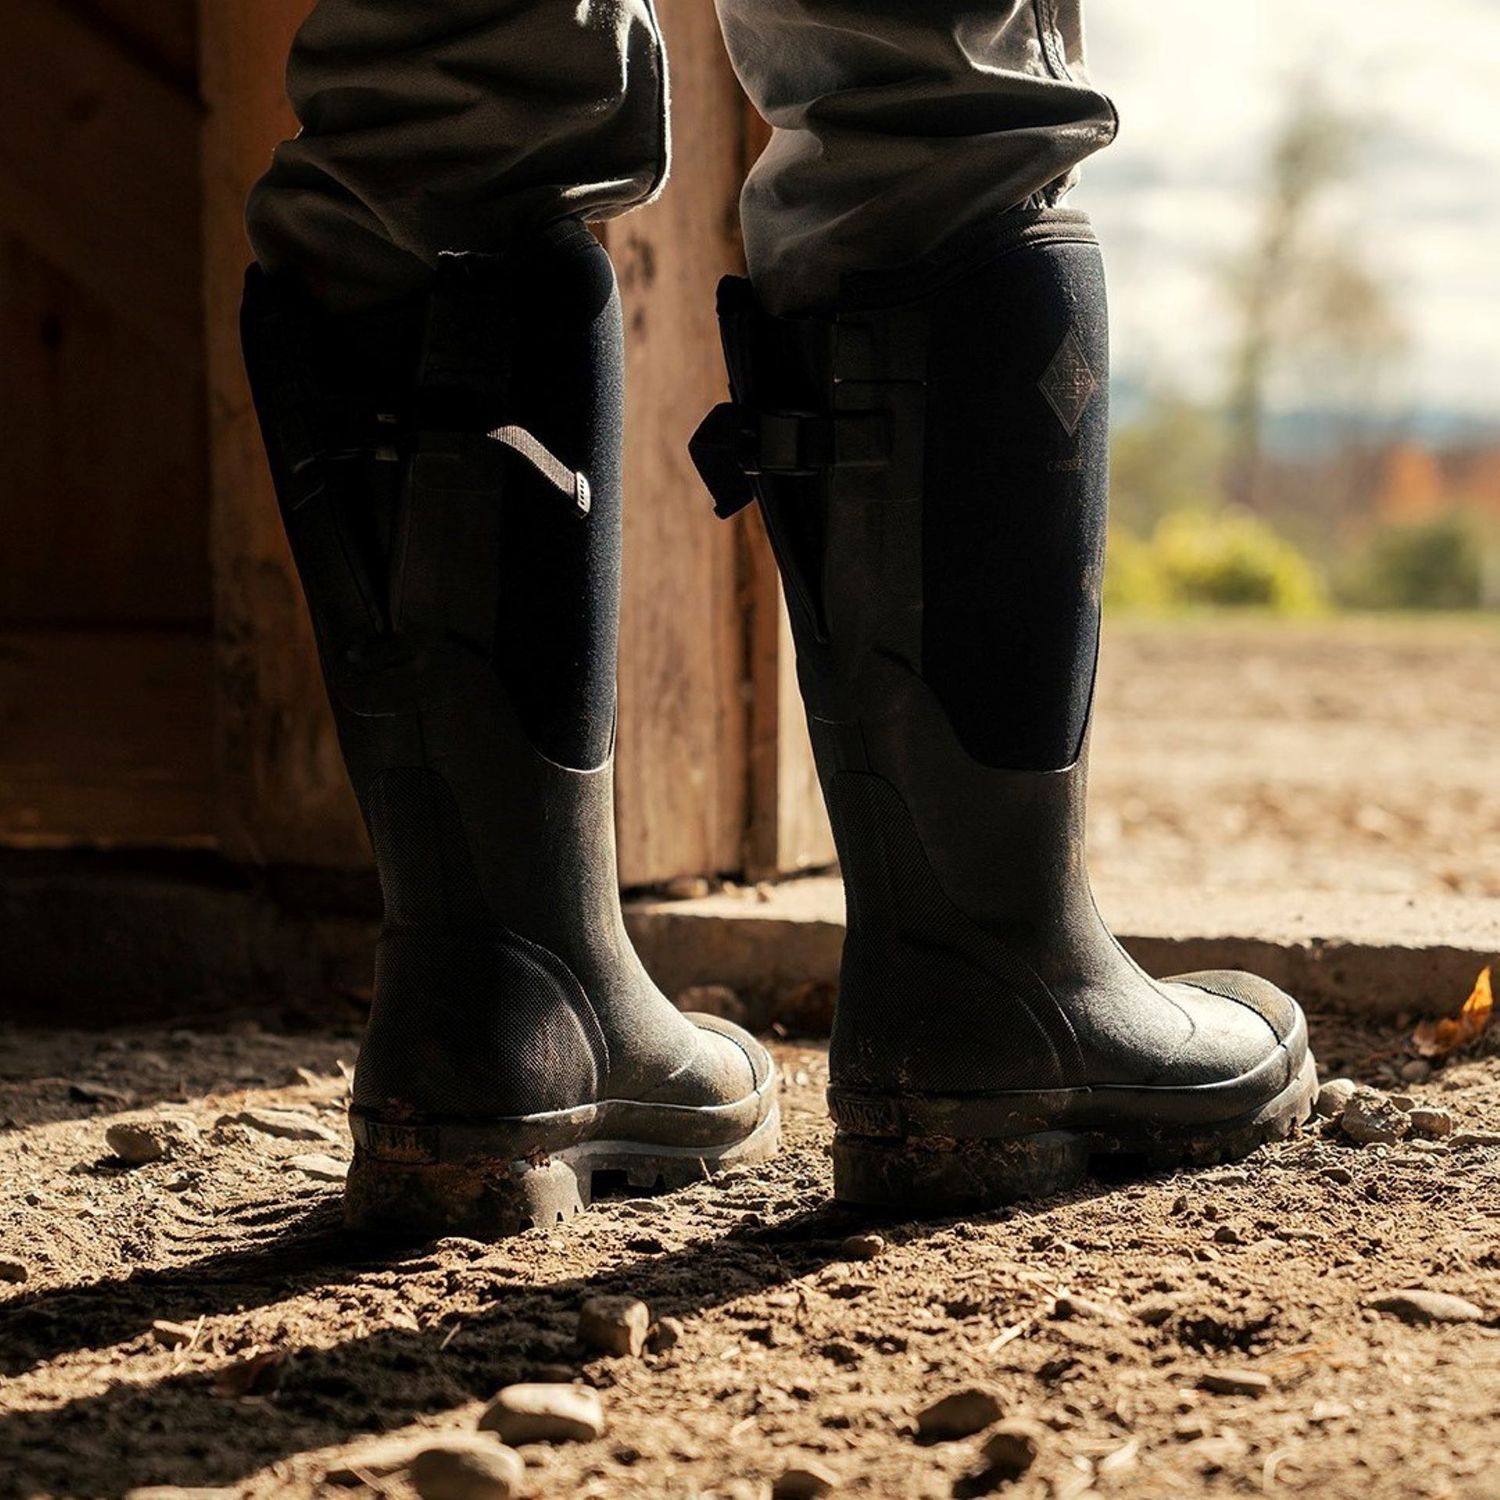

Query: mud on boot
left=692, top=208, right=1314, bottom=1213
left=242, top=221, right=778, bottom=1237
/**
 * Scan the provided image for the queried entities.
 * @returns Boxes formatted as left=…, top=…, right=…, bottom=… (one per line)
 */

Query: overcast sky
left=1076, top=0, right=1500, bottom=428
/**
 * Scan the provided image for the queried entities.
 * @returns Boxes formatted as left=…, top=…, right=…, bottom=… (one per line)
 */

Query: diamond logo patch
left=1037, top=328, right=1098, bottom=436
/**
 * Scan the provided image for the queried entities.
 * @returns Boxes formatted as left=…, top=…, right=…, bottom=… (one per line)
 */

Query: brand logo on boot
left=1038, top=328, right=1098, bottom=437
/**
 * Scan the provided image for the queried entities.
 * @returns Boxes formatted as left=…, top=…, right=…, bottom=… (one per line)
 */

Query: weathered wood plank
left=607, top=0, right=754, bottom=886
left=736, top=106, right=836, bottom=878
left=0, top=238, right=210, bottom=626
left=0, top=0, right=202, bottom=366
left=76, top=0, right=199, bottom=89
left=199, top=0, right=369, bottom=869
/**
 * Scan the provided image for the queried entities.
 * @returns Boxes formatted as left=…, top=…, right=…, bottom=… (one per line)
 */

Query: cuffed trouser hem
left=247, top=0, right=1115, bottom=317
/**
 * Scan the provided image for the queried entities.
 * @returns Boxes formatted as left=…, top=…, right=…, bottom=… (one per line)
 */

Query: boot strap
left=689, top=402, right=891, bottom=519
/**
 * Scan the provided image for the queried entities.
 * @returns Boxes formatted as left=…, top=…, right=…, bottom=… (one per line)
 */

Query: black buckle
left=690, top=401, right=891, bottom=519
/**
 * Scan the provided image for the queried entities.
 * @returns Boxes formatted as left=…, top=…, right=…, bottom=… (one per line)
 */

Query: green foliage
left=1106, top=509, right=1327, bottom=615
left=1338, top=514, right=1485, bottom=611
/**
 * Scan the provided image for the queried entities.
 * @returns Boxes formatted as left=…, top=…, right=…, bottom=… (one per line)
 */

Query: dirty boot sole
left=831, top=1052, right=1318, bottom=1214
left=344, top=1097, right=780, bottom=1238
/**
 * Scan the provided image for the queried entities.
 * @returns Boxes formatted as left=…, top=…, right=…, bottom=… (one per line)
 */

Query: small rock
left=221, top=1106, right=339, bottom=1143
left=408, top=1437, right=525, bottom=1500
left=1198, top=1369, right=1272, bottom=1397
left=1389, top=1094, right=1416, bottom=1112
left=839, top=1232, right=886, bottom=1262
left=1339, top=1089, right=1406, bottom=1146
left=979, top=1419, right=1046, bottom=1480
left=151, top=1319, right=198, bottom=1349
left=672, top=984, right=746, bottom=1024
left=1321, top=1166, right=1353, bottom=1185
left=1366, top=1289, right=1486, bottom=1325
left=646, top=1316, right=684, bottom=1353
left=106, top=1118, right=197, bottom=1167
left=327, top=1435, right=436, bottom=1483
left=1050, top=1293, right=1126, bottom=1322
left=1450, top=1130, right=1500, bottom=1147
left=479, top=1384, right=606, bottom=1444
left=662, top=875, right=713, bottom=900
left=1212, top=1225, right=1242, bottom=1245
left=1407, top=1108, right=1455, bottom=1139
left=0, top=1257, right=29, bottom=1284
left=916, top=1387, right=1003, bottom=1441
left=282, top=1152, right=349, bottom=1181
left=1313, top=1078, right=1357, bottom=1119
left=771, top=1457, right=840, bottom=1498
left=578, top=1295, right=650, bottom=1358
left=1399, top=1058, right=1432, bottom=1084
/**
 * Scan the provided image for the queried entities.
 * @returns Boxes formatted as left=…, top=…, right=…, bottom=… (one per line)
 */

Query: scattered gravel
left=407, top=1436, right=524, bottom=1500
left=479, top=1385, right=606, bottom=1445
left=578, top=1295, right=651, bottom=1358
left=220, top=1107, right=340, bottom=1144
left=1314, top=1078, right=1358, bottom=1119
left=105, top=1117, right=197, bottom=1166
left=1366, top=1290, right=1487, bottom=1325
left=1339, top=1089, right=1408, bottom=1146
left=1407, top=1108, right=1456, bottom=1139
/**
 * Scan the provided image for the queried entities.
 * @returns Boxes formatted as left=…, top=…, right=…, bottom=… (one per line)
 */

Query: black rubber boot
left=242, top=220, right=778, bottom=1237
left=692, top=208, right=1314, bottom=1213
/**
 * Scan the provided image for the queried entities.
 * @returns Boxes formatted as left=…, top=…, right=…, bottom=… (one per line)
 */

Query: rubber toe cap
left=638, top=1012, right=773, bottom=1108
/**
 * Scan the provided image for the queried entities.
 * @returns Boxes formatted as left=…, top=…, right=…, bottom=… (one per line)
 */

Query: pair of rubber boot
left=241, top=213, right=1316, bottom=1238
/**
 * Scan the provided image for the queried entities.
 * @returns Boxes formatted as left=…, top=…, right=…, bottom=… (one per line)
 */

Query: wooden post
left=736, top=114, right=836, bottom=880
left=606, top=0, right=756, bottom=887
left=198, top=0, right=368, bottom=869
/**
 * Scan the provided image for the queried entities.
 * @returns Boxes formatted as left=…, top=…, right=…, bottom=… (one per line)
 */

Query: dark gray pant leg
left=717, top=0, right=1117, bottom=312
left=246, top=0, right=669, bottom=311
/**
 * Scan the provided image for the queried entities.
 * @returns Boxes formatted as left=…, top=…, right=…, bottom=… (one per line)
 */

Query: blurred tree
left=1223, top=91, right=1406, bottom=510
left=1110, top=391, right=1225, bottom=533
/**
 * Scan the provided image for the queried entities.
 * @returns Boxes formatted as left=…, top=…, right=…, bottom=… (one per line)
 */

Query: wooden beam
left=736, top=107, right=836, bottom=879
left=607, top=0, right=756, bottom=886
left=0, top=0, right=203, bottom=368
left=199, top=0, right=369, bottom=869
left=0, top=238, right=211, bottom=627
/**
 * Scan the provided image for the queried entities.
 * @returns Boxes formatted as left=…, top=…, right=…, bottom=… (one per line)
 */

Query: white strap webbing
left=487, top=425, right=592, bottom=515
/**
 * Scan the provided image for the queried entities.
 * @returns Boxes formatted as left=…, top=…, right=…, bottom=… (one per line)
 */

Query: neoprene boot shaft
left=242, top=222, right=776, bottom=1235
left=694, top=208, right=1314, bottom=1208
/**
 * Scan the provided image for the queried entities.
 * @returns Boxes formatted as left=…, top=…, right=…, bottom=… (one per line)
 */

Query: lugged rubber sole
left=832, top=1052, right=1318, bottom=1213
left=344, top=1102, right=780, bottom=1238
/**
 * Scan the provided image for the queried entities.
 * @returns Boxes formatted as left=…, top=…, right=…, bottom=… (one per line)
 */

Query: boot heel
left=832, top=1131, right=1090, bottom=1214
left=344, top=1148, right=590, bottom=1239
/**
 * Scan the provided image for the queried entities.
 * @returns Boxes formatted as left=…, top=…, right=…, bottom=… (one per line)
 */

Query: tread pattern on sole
left=833, top=1055, right=1318, bottom=1213
left=344, top=1105, right=782, bottom=1239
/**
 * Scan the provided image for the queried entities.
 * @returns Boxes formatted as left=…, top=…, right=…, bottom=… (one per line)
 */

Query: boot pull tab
left=486, top=425, right=592, bottom=517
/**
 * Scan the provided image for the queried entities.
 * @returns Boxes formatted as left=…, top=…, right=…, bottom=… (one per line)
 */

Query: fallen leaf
left=1412, top=966, right=1493, bottom=1059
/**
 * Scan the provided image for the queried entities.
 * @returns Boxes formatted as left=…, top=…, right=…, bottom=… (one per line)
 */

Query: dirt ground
left=1089, top=617, right=1500, bottom=901
left=2, top=1013, right=1497, bottom=1500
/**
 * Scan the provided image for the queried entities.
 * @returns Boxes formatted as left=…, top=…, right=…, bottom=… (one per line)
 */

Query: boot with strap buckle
left=243, top=219, right=779, bottom=1237
left=692, top=208, right=1314, bottom=1212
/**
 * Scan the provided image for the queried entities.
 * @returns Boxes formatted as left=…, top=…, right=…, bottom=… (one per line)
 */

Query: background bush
left=1105, top=509, right=1327, bottom=614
